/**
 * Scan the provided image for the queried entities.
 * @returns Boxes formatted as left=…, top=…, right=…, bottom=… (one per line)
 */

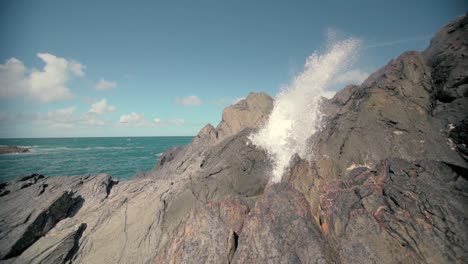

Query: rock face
left=314, top=15, right=468, bottom=182
left=0, top=146, right=29, bottom=154
left=216, top=92, right=274, bottom=142
left=0, top=15, right=467, bottom=264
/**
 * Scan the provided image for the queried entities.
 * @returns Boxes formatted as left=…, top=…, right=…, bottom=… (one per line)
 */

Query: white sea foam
left=249, top=38, right=361, bottom=182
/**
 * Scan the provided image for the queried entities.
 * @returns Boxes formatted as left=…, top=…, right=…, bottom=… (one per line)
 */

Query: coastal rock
left=314, top=15, right=468, bottom=181
left=216, top=92, right=274, bottom=142
left=233, top=183, right=337, bottom=263
left=12, top=223, right=87, bottom=264
left=0, top=14, right=467, bottom=264
left=157, top=146, right=183, bottom=167
left=423, top=14, right=468, bottom=102
left=0, top=146, right=29, bottom=155
left=286, top=158, right=468, bottom=263
left=144, top=92, right=274, bottom=181
left=0, top=174, right=119, bottom=261
left=154, top=197, right=250, bottom=263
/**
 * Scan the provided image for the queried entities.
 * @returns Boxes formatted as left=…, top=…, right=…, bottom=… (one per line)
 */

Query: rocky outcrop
left=143, top=92, right=274, bottom=181
left=289, top=14, right=468, bottom=263
left=287, top=158, right=468, bottom=263
left=0, top=146, right=29, bottom=155
left=216, top=92, right=274, bottom=142
left=314, top=15, right=468, bottom=182
left=0, top=174, right=104, bottom=262
left=0, top=14, right=466, bottom=264
left=233, top=183, right=337, bottom=263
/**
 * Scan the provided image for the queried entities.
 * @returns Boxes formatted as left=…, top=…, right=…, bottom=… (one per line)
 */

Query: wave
left=31, top=146, right=135, bottom=153
left=250, top=38, right=360, bottom=182
left=93, top=147, right=131, bottom=150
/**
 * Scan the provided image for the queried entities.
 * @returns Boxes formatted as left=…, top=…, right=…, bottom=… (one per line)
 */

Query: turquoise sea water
left=0, top=137, right=193, bottom=182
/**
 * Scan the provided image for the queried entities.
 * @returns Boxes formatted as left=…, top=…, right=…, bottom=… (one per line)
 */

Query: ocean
left=0, top=137, right=193, bottom=183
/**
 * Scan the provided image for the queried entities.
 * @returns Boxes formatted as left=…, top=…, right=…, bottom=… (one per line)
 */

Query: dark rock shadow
left=63, top=223, right=87, bottom=262
left=67, top=195, right=85, bottom=218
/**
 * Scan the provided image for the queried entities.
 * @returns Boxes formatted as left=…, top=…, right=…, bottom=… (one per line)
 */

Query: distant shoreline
left=0, top=146, right=30, bottom=155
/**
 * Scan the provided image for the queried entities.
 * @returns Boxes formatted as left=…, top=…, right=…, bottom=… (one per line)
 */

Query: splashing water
left=249, top=38, right=360, bottom=182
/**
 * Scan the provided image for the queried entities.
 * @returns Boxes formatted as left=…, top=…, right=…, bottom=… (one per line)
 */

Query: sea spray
left=249, top=38, right=361, bottom=182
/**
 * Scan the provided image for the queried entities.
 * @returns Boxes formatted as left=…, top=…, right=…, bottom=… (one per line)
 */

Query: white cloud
left=0, top=53, right=85, bottom=102
left=95, top=79, right=117, bottom=90
left=153, top=118, right=161, bottom=124
left=87, top=98, right=116, bottom=115
left=43, top=106, right=77, bottom=122
left=52, top=106, right=76, bottom=116
left=119, top=112, right=146, bottom=127
left=0, top=58, right=29, bottom=98
left=168, top=118, right=185, bottom=126
left=38, top=106, right=109, bottom=128
left=331, top=69, right=369, bottom=86
left=36, top=106, right=79, bottom=129
left=85, top=116, right=106, bottom=126
left=0, top=105, right=115, bottom=136
left=176, top=95, right=202, bottom=106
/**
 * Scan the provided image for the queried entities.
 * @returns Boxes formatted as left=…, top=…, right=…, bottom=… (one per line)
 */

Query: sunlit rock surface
left=0, top=14, right=466, bottom=264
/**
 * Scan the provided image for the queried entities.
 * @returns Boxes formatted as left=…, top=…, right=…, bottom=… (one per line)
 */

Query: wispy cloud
left=119, top=112, right=145, bottom=127
left=0, top=105, right=113, bottom=130
left=95, top=79, right=117, bottom=90
left=87, top=98, right=116, bottom=115
left=0, top=53, right=85, bottom=102
left=168, top=118, right=185, bottom=126
left=176, top=95, right=203, bottom=106
left=364, top=35, right=432, bottom=49
left=118, top=112, right=185, bottom=127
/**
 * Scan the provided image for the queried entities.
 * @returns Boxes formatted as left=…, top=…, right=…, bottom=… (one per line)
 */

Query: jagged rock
left=144, top=93, right=273, bottom=181
left=314, top=16, right=467, bottom=181
left=233, top=183, right=337, bottom=263
left=159, top=146, right=183, bottom=166
left=449, top=119, right=468, bottom=160
left=424, top=14, right=468, bottom=102
left=0, top=14, right=466, bottom=264
left=0, top=174, right=115, bottom=262
left=192, top=124, right=218, bottom=146
left=287, top=158, right=468, bottom=263
left=154, top=198, right=250, bottom=263
left=287, top=155, right=467, bottom=263
left=216, top=92, right=274, bottom=141
left=12, top=223, right=87, bottom=264
left=188, top=129, right=271, bottom=201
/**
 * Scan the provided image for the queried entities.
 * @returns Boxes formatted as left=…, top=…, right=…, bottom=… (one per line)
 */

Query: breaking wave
left=250, top=38, right=361, bottom=182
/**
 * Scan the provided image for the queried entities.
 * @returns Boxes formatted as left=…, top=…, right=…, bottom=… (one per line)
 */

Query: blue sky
left=0, top=0, right=465, bottom=137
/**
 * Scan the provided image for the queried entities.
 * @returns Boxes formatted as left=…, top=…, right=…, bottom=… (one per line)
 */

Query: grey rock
left=0, top=146, right=29, bottom=155
left=0, top=14, right=467, bottom=264
left=216, top=92, right=274, bottom=142
left=0, top=174, right=115, bottom=261
left=233, top=183, right=337, bottom=264
left=424, top=14, right=468, bottom=102
left=12, top=223, right=86, bottom=264
left=144, top=92, right=274, bottom=181
left=314, top=21, right=467, bottom=180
